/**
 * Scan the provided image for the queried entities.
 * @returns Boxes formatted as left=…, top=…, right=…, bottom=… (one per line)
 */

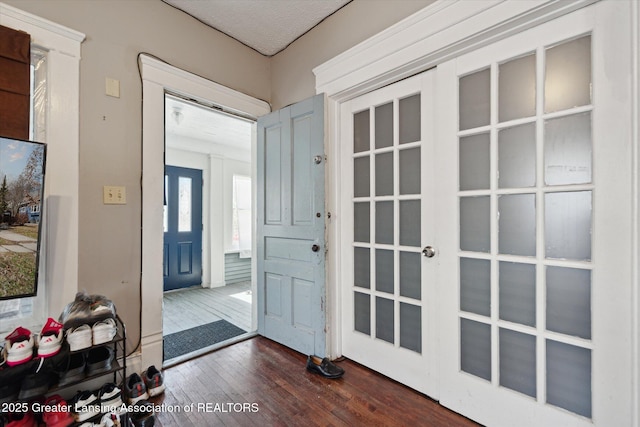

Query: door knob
left=312, top=244, right=320, bottom=252
left=422, top=246, right=436, bottom=258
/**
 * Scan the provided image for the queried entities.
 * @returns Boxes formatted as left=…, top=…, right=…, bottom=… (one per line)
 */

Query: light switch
left=103, top=186, right=126, bottom=204
left=105, top=77, right=120, bottom=98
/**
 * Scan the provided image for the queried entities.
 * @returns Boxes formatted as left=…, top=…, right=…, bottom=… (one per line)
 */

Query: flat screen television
left=0, top=136, right=46, bottom=300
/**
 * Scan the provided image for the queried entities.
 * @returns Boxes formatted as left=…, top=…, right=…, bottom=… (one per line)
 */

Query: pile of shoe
left=124, top=365, right=166, bottom=404
left=69, top=382, right=126, bottom=426
left=61, top=292, right=117, bottom=352
left=0, top=319, right=70, bottom=403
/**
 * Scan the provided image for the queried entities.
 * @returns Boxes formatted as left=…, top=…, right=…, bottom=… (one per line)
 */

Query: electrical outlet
left=103, top=186, right=126, bottom=204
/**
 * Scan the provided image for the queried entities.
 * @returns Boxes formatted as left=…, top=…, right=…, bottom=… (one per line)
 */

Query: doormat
left=163, top=320, right=247, bottom=360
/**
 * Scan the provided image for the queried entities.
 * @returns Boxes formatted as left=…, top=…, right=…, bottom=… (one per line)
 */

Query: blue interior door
left=257, top=94, right=326, bottom=357
left=164, top=165, right=203, bottom=291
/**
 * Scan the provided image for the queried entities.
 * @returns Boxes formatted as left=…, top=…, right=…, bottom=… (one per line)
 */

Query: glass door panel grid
left=353, top=93, right=424, bottom=354
left=457, top=35, right=594, bottom=418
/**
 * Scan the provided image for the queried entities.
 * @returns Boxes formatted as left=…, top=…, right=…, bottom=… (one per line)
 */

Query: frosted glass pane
left=354, top=247, right=370, bottom=289
left=399, top=200, right=421, bottom=247
left=546, top=266, right=591, bottom=339
left=399, top=147, right=420, bottom=195
left=460, top=196, right=490, bottom=252
left=354, top=156, right=370, bottom=197
left=459, top=68, right=490, bottom=130
left=461, top=319, right=491, bottom=381
left=354, top=292, right=371, bottom=335
left=499, top=53, right=536, bottom=122
left=499, top=262, right=536, bottom=327
left=399, top=94, right=421, bottom=144
left=544, top=112, right=592, bottom=185
left=400, top=251, right=421, bottom=300
left=354, top=202, right=370, bottom=243
left=164, top=175, right=168, bottom=232
left=500, top=329, right=536, bottom=398
left=376, top=152, right=394, bottom=196
left=400, top=302, right=421, bottom=353
left=354, top=109, right=370, bottom=153
left=376, top=201, right=394, bottom=244
left=460, top=133, right=490, bottom=191
left=460, top=258, right=490, bottom=316
left=545, top=191, right=591, bottom=260
left=375, top=249, right=394, bottom=294
left=499, top=194, right=536, bottom=256
left=178, top=176, right=192, bottom=232
left=375, top=102, right=393, bottom=149
left=545, top=36, right=591, bottom=113
left=499, top=124, right=536, bottom=188
left=376, top=297, right=394, bottom=344
left=547, top=340, right=591, bottom=418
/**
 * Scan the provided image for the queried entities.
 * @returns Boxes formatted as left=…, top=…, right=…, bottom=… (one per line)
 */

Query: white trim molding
left=139, top=54, right=269, bottom=369
left=0, top=2, right=85, bottom=324
left=314, top=0, right=598, bottom=102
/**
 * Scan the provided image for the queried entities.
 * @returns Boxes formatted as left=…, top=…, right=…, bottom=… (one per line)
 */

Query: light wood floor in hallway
left=162, top=281, right=252, bottom=335
left=151, top=336, right=480, bottom=426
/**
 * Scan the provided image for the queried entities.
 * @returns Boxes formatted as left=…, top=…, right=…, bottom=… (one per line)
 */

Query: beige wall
left=3, top=0, right=432, bottom=354
left=270, top=0, right=434, bottom=110
left=4, top=0, right=270, bottom=351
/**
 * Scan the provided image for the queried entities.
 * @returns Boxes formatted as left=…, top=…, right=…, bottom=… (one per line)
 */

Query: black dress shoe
left=306, top=355, right=344, bottom=379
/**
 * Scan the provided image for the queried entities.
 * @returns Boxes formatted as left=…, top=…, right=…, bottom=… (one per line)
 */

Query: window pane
left=354, top=110, right=370, bottom=153
left=375, top=102, right=393, bottom=149
left=461, top=319, right=491, bottom=381
left=459, top=68, right=490, bottom=130
left=547, top=340, right=591, bottom=418
left=544, top=112, right=592, bottom=186
left=354, top=156, right=370, bottom=197
left=460, top=258, right=490, bottom=317
left=399, top=200, right=420, bottom=247
left=500, top=329, right=536, bottom=398
left=545, top=191, right=591, bottom=260
left=499, top=123, right=536, bottom=188
left=354, top=202, right=370, bottom=243
left=499, top=262, right=536, bottom=327
left=460, top=196, right=490, bottom=252
left=178, top=176, right=192, bottom=232
left=354, top=292, right=371, bottom=335
left=400, top=302, right=421, bottom=353
left=399, top=251, right=421, bottom=300
left=545, top=36, right=591, bottom=113
left=399, top=147, right=420, bottom=195
left=399, top=94, right=420, bottom=144
left=375, top=249, right=394, bottom=294
left=546, top=266, right=591, bottom=339
left=460, top=133, right=490, bottom=191
left=376, top=297, right=394, bottom=344
left=375, top=152, right=393, bottom=196
left=376, top=201, right=394, bottom=245
left=498, top=194, right=536, bottom=257
left=354, top=247, right=370, bottom=289
left=499, top=53, right=536, bottom=122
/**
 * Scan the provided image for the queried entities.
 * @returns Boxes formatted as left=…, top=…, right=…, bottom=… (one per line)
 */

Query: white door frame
left=140, top=55, right=270, bottom=369
left=315, top=0, right=640, bottom=424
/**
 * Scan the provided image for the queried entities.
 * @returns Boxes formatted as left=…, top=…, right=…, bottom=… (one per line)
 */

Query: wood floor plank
left=150, top=336, right=479, bottom=426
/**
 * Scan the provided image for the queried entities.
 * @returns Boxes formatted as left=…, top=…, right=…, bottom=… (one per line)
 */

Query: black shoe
left=306, top=355, right=344, bottom=379
left=86, top=346, right=113, bottom=376
left=57, top=351, right=86, bottom=386
left=130, top=400, right=156, bottom=427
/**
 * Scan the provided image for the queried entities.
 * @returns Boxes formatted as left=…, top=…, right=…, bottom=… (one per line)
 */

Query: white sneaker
left=66, top=324, right=92, bottom=351
left=92, top=318, right=117, bottom=345
left=37, top=318, right=64, bottom=357
left=4, top=326, right=34, bottom=366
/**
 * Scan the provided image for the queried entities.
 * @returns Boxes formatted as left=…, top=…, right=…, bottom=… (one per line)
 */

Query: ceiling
left=162, top=0, right=351, bottom=56
left=165, top=95, right=254, bottom=160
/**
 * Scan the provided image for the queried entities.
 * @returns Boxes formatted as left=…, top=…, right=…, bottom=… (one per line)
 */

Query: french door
left=340, top=2, right=633, bottom=425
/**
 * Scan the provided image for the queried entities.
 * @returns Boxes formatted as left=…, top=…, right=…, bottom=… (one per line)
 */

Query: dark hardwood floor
left=150, top=336, right=480, bottom=426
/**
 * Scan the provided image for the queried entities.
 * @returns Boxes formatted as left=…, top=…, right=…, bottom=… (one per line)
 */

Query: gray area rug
left=163, top=319, right=246, bottom=360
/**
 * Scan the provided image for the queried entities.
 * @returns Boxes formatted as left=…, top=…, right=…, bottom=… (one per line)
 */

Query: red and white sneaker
left=4, top=327, right=34, bottom=367
left=37, top=318, right=64, bottom=358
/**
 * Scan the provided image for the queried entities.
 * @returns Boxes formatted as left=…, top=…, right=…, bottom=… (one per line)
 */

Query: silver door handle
left=422, top=246, right=436, bottom=258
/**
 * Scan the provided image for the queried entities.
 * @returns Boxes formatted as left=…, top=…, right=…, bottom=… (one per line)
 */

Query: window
left=231, top=175, right=251, bottom=256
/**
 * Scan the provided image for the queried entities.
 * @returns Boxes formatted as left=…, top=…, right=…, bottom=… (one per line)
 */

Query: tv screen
left=0, top=136, right=46, bottom=300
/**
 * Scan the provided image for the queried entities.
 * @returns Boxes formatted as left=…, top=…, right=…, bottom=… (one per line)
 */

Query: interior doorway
left=162, top=94, right=255, bottom=365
